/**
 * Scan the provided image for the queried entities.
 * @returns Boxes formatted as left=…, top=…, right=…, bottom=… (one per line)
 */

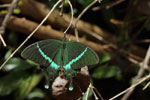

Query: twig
left=142, top=46, right=150, bottom=69
left=91, top=87, right=99, bottom=100
left=143, top=82, right=150, bottom=90
left=0, top=4, right=11, bottom=8
left=73, top=0, right=102, bottom=42
left=92, top=0, right=125, bottom=11
left=134, top=39, right=150, bottom=43
left=0, top=0, right=19, bottom=47
left=109, top=74, right=150, bottom=100
left=106, top=0, right=125, bottom=9
left=85, top=83, right=91, bottom=100
left=59, top=0, right=64, bottom=16
left=93, top=86, right=104, bottom=100
left=0, top=0, right=62, bottom=70
left=121, top=45, right=150, bottom=100
left=0, top=35, right=6, bottom=47
left=63, top=0, right=73, bottom=35
left=85, top=83, right=104, bottom=100
left=74, top=0, right=100, bottom=26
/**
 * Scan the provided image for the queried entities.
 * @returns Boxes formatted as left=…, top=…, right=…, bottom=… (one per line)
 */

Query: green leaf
left=13, top=8, right=21, bottom=14
left=0, top=71, right=29, bottom=96
left=27, top=89, right=45, bottom=99
left=92, top=65, right=121, bottom=79
left=26, top=59, right=38, bottom=66
left=99, top=53, right=111, bottom=64
left=16, top=74, right=43, bottom=100
left=18, top=0, right=23, bottom=6
left=0, top=10, right=7, bottom=14
left=2, top=57, right=31, bottom=72
left=4, top=50, right=12, bottom=60
left=64, top=0, right=69, bottom=7
left=78, top=0, right=93, bottom=8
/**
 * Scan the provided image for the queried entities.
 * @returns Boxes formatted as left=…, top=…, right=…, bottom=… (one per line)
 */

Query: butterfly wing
left=21, top=39, right=62, bottom=67
left=63, top=41, right=99, bottom=69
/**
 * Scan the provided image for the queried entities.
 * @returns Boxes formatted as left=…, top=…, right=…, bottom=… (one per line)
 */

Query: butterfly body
left=21, top=39, right=99, bottom=91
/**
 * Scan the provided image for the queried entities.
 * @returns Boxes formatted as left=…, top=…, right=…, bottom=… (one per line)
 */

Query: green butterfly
left=21, top=39, right=99, bottom=91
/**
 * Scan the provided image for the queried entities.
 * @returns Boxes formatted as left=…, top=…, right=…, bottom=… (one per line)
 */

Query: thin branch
left=120, top=68, right=145, bottom=100
left=143, top=46, right=150, bottom=69
left=85, top=83, right=104, bottom=100
left=121, top=45, right=150, bottom=100
left=91, top=87, right=99, bottom=100
left=0, top=34, right=6, bottom=47
left=63, top=0, right=73, bottom=35
left=0, top=0, right=19, bottom=47
left=0, top=4, right=11, bottom=8
left=59, top=0, right=64, bottom=16
left=143, top=82, right=150, bottom=90
left=134, top=39, right=150, bottom=43
left=92, top=0, right=125, bottom=11
left=109, top=74, right=150, bottom=100
left=74, top=0, right=100, bottom=27
left=85, top=83, right=91, bottom=100
left=106, top=0, right=125, bottom=9
left=93, top=86, right=104, bottom=100
left=73, top=0, right=102, bottom=42
left=0, top=0, right=62, bottom=70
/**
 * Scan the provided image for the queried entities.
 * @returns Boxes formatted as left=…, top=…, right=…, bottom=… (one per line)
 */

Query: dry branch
left=0, top=0, right=19, bottom=47
left=7, top=16, right=106, bottom=53
left=109, top=73, right=150, bottom=100
left=0, top=4, right=10, bottom=8
left=121, top=45, right=150, bottom=100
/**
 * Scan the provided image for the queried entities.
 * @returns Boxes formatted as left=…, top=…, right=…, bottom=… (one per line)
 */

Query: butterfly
left=21, top=39, right=99, bottom=91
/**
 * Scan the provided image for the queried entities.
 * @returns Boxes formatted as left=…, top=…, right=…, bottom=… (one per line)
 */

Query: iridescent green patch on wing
left=37, top=43, right=60, bottom=70
left=63, top=48, right=87, bottom=70
left=37, top=44, right=52, bottom=63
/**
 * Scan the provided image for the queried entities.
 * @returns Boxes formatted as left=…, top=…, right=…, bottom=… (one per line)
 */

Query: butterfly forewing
left=21, top=39, right=62, bottom=67
left=64, top=41, right=99, bottom=69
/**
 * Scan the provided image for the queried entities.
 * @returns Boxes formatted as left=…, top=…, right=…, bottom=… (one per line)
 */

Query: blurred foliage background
left=0, top=0, right=150, bottom=100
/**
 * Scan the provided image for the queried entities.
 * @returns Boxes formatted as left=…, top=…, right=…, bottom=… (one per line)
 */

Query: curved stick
left=109, top=74, right=150, bottom=100
left=73, top=0, right=102, bottom=41
left=63, top=0, right=74, bottom=35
